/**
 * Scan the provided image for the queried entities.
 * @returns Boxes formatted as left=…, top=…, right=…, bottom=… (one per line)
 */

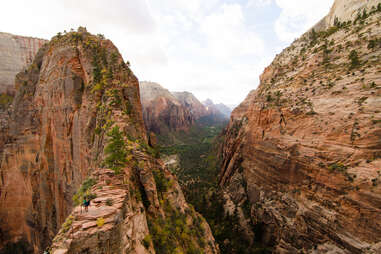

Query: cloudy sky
left=1, top=0, right=333, bottom=105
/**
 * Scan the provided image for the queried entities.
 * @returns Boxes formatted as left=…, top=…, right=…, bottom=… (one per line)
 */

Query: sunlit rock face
left=0, top=32, right=47, bottom=95
left=140, top=81, right=195, bottom=135
left=0, top=29, right=218, bottom=254
left=219, top=0, right=381, bottom=253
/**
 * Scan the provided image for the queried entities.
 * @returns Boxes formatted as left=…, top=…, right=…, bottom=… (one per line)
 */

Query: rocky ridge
left=0, top=28, right=218, bottom=254
left=219, top=1, right=381, bottom=253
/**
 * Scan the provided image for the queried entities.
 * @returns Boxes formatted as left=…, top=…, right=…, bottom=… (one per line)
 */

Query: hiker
left=83, top=197, right=90, bottom=212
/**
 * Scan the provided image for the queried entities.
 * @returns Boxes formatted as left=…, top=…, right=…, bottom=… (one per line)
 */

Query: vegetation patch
left=0, top=93, right=13, bottom=110
left=142, top=234, right=152, bottom=249
left=328, top=163, right=347, bottom=172
left=72, top=178, right=97, bottom=206
left=104, top=126, right=127, bottom=174
left=62, top=215, right=74, bottom=233
left=96, top=217, right=105, bottom=227
left=147, top=200, right=204, bottom=254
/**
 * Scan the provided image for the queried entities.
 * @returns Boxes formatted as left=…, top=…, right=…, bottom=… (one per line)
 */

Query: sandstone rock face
left=50, top=158, right=217, bottom=254
left=140, top=81, right=194, bottom=135
left=173, top=91, right=209, bottom=120
left=219, top=2, right=381, bottom=253
left=315, top=0, right=381, bottom=31
left=140, top=82, right=227, bottom=142
left=0, top=32, right=47, bottom=95
left=0, top=29, right=218, bottom=254
left=173, top=92, right=227, bottom=125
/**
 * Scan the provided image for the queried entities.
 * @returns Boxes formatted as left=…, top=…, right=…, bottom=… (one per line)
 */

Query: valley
left=0, top=0, right=380, bottom=253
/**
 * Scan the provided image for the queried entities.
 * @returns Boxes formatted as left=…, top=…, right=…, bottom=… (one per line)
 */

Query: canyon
left=219, top=1, right=381, bottom=253
left=140, top=81, right=228, bottom=145
left=0, top=0, right=380, bottom=253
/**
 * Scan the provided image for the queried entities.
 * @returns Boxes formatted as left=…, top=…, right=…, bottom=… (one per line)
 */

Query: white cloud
left=274, top=0, right=334, bottom=42
left=247, top=0, right=273, bottom=8
left=1, top=0, right=334, bottom=105
left=201, top=4, right=264, bottom=58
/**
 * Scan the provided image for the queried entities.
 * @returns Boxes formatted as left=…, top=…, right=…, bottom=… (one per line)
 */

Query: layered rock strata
left=0, top=32, right=47, bottom=94
left=140, top=81, right=194, bottom=135
left=219, top=1, right=381, bottom=253
left=0, top=28, right=218, bottom=254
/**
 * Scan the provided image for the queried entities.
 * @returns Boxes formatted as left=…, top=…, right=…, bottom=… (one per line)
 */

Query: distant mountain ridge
left=140, top=81, right=195, bottom=135
left=202, top=98, right=232, bottom=118
left=139, top=82, right=228, bottom=139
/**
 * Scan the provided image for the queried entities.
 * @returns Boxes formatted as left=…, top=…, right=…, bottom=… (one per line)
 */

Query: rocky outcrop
left=219, top=1, right=381, bottom=253
left=315, top=0, right=381, bottom=31
left=0, top=32, right=47, bottom=95
left=0, top=28, right=218, bottom=254
left=140, top=81, right=194, bottom=135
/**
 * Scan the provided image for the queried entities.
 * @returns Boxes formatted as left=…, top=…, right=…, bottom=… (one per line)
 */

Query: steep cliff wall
left=315, top=0, right=381, bottom=31
left=0, top=28, right=218, bottom=254
left=173, top=92, right=209, bottom=120
left=219, top=1, right=381, bottom=253
left=0, top=32, right=47, bottom=95
left=140, top=81, right=194, bottom=135
left=173, top=92, right=227, bottom=125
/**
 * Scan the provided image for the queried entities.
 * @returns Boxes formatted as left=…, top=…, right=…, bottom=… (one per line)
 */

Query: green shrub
left=0, top=93, right=13, bottom=109
left=104, top=126, right=127, bottom=173
left=62, top=216, right=74, bottom=232
left=328, top=163, right=347, bottom=172
left=147, top=201, right=203, bottom=254
left=72, top=178, right=97, bottom=205
left=91, top=83, right=103, bottom=93
left=349, top=50, right=360, bottom=69
left=105, top=198, right=113, bottom=206
left=153, top=169, right=170, bottom=195
left=142, top=234, right=151, bottom=249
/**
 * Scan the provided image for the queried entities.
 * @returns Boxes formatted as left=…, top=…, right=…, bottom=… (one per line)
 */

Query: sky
left=1, top=0, right=334, bottom=105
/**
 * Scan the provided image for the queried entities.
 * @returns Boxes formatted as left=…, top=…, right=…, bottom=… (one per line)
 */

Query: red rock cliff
left=0, top=28, right=218, bottom=254
left=140, top=81, right=195, bottom=135
left=219, top=1, right=381, bottom=253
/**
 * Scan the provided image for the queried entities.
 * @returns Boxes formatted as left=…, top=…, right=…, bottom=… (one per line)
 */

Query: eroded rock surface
left=0, top=28, right=218, bottom=254
left=219, top=1, right=381, bottom=253
left=0, top=32, right=47, bottom=94
left=140, top=81, right=194, bottom=135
